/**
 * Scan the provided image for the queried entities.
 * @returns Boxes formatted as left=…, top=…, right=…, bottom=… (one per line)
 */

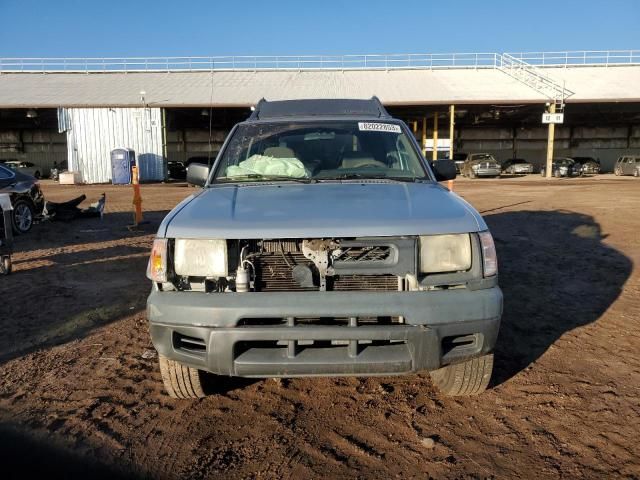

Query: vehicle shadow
left=499, top=173, right=534, bottom=179
left=0, top=424, right=142, bottom=480
left=484, top=209, right=632, bottom=386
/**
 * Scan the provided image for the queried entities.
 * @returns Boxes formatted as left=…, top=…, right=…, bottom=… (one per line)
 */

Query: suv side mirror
left=431, top=160, right=456, bottom=181
left=186, top=163, right=209, bottom=187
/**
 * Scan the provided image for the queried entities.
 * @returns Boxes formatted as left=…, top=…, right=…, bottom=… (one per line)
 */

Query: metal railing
left=0, top=50, right=637, bottom=73
left=505, top=50, right=640, bottom=67
left=499, top=53, right=574, bottom=101
left=0, top=53, right=499, bottom=72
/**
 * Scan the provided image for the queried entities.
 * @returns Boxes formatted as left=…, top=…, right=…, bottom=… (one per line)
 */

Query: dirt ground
left=1, top=175, right=639, bottom=479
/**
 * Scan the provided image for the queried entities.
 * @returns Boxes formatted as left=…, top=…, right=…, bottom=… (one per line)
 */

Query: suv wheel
left=614, top=167, right=621, bottom=176
left=12, top=199, right=34, bottom=234
left=634, top=169, right=639, bottom=178
left=430, top=353, right=493, bottom=396
left=158, top=355, right=206, bottom=399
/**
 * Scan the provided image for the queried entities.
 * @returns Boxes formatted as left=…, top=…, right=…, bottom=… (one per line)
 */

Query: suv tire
left=430, top=353, right=493, bottom=396
left=634, top=168, right=639, bottom=178
left=159, top=355, right=207, bottom=399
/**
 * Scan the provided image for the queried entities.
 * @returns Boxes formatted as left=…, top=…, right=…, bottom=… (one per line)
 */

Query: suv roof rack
left=249, top=97, right=390, bottom=121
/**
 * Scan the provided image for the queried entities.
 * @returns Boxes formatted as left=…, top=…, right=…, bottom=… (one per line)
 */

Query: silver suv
left=614, top=155, right=640, bottom=177
left=146, top=98, right=502, bottom=399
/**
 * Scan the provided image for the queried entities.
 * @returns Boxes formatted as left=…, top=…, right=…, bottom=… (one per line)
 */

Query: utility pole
left=545, top=102, right=556, bottom=178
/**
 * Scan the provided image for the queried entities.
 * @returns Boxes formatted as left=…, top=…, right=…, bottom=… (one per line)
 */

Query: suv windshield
left=212, top=121, right=429, bottom=183
left=470, top=154, right=496, bottom=162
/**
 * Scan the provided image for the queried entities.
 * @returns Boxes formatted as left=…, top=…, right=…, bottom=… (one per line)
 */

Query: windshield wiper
left=325, top=173, right=425, bottom=182
left=216, top=174, right=314, bottom=184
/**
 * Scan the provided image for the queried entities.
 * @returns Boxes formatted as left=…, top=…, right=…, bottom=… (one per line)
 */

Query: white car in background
left=2, top=160, right=42, bottom=179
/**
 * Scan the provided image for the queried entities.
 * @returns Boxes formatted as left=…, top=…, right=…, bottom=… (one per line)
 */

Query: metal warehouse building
left=0, top=51, right=639, bottom=182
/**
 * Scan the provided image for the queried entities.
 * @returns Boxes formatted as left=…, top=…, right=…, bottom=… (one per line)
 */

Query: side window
left=0, top=165, right=15, bottom=179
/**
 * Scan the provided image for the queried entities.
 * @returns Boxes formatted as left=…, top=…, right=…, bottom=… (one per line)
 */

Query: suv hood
left=161, top=182, right=485, bottom=239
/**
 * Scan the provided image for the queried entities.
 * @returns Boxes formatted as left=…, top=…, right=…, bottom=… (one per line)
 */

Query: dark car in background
left=168, top=155, right=217, bottom=180
left=571, top=156, right=600, bottom=175
left=540, top=157, right=582, bottom=178
left=614, top=155, right=640, bottom=177
left=2, top=160, right=42, bottom=179
left=461, top=153, right=501, bottom=178
left=452, top=152, right=468, bottom=173
left=501, top=158, right=534, bottom=174
left=167, top=159, right=187, bottom=179
left=0, top=164, right=44, bottom=233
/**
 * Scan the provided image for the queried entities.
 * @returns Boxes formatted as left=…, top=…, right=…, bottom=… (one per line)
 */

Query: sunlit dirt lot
left=1, top=175, right=639, bottom=479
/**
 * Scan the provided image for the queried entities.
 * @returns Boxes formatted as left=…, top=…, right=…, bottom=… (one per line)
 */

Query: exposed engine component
left=187, top=237, right=413, bottom=294
left=235, top=266, right=250, bottom=292
left=301, top=239, right=339, bottom=291
left=292, top=264, right=315, bottom=288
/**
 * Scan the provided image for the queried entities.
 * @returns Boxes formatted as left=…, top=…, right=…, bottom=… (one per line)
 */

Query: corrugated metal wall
left=62, top=107, right=165, bottom=183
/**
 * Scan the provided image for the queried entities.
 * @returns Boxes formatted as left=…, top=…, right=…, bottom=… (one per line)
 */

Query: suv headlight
left=174, top=239, right=228, bottom=277
left=419, top=234, right=472, bottom=273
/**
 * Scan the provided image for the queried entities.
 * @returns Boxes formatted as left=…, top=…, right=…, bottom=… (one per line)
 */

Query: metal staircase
left=498, top=53, right=574, bottom=111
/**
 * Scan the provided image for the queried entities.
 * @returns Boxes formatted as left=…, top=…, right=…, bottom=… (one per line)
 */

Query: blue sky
left=1, top=0, right=638, bottom=57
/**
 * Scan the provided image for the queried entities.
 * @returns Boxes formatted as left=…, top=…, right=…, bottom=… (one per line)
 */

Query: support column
left=161, top=108, right=168, bottom=181
left=422, top=117, right=427, bottom=155
left=448, top=105, right=455, bottom=160
left=545, top=103, right=556, bottom=178
left=432, top=114, right=438, bottom=161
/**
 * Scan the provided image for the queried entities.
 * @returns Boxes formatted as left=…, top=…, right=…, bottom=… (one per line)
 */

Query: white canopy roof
left=1, top=66, right=639, bottom=108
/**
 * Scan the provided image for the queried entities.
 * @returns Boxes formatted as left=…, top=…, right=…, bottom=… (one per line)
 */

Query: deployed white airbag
left=226, top=154, right=309, bottom=178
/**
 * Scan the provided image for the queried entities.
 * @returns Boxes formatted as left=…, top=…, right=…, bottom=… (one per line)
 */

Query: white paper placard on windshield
left=358, top=122, right=402, bottom=133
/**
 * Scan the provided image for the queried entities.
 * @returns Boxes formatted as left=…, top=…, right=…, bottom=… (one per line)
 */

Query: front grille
left=333, top=245, right=391, bottom=263
left=237, top=316, right=402, bottom=327
left=254, top=252, right=398, bottom=292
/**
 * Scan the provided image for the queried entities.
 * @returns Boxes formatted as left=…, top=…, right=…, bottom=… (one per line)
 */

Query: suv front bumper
left=147, top=287, right=502, bottom=377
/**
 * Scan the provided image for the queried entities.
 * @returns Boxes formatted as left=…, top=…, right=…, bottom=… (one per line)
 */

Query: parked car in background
left=461, top=153, right=501, bottom=178
left=571, top=156, right=600, bottom=175
left=1, top=160, right=42, bottom=179
left=614, top=155, right=640, bottom=177
left=452, top=152, right=468, bottom=173
left=168, top=155, right=218, bottom=180
left=167, top=159, right=187, bottom=179
left=501, top=158, right=534, bottom=174
left=0, top=164, right=44, bottom=233
left=540, top=157, right=582, bottom=178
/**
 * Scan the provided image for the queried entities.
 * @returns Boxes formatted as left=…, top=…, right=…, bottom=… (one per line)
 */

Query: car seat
left=264, top=146, right=296, bottom=159
left=340, top=151, right=387, bottom=169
